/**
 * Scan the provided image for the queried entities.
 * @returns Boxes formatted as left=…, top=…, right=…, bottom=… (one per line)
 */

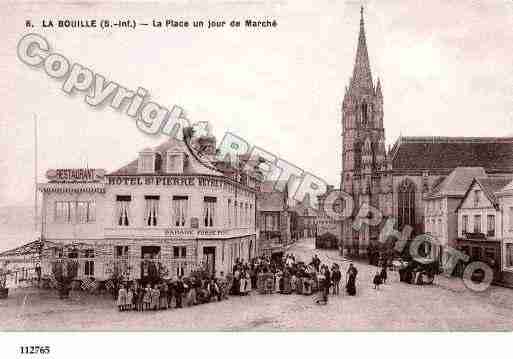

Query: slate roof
left=108, top=138, right=222, bottom=176
left=426, top=167, right=487, bottom=198
left=390, top=137, right=513, bottom=172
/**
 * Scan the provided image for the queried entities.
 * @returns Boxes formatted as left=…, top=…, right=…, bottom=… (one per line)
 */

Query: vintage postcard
left=1, top=1, right=513, bottom=345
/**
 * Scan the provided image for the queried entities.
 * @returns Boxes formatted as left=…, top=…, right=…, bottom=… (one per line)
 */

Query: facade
left=340, top=8, right=513, bottom=257
left=38, top=138, right=258, bottom=281
left=497, top=180, right=513, bottom=286
left=455, top=177, right=512, bottom=281
left=316, top=185, right=342, bottom=249
left=424, top=167, right=487, bottom=262
left=256, top=180, right=295, bottom=257
left=291, top=193, right=318, bottom=239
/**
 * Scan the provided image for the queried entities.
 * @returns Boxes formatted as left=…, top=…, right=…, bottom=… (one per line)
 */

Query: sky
left=1, top=0, right=513, bottom=207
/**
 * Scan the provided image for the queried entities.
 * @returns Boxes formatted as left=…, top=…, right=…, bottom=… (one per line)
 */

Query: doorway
left=203, top=246, right=216, bottom=276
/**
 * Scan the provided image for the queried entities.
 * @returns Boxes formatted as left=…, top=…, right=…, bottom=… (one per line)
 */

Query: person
left=380, top=265, right=388, bottom=285
left=175, top=276, right=184, bottom=308
left=160, top=283, right=168, bottom=309
left=117, top=285, right=127, bottom=311
left=151, top=284, right=160, bottom=310
left=324, top=265, right=331, bottom=298
left=143, top=284, right=152, bottom=311
left=35, top=262, right=42, bottom=284
left=346, top=263, right=357, bottom=296
left=373, top=269, right=382, bottom=290
left=331, top=265, right=341, bottom=295
left=167, top=280, right=176, bottom=309
left=126, top=285, right=134, bottom=311
left=136, top=284, right=145, bottom=311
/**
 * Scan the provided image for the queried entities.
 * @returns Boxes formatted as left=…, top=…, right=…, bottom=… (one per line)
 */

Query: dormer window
left=166, top=149, right=184, bottom=173
left=138, top=148, right=155, bottom=173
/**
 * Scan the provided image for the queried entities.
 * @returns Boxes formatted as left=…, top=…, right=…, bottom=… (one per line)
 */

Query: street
left=2, top=237, right=513, bottom=331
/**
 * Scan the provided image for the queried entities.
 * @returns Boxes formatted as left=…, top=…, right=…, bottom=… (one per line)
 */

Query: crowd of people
left=115, top=252, right=385, bottom=311
left=116, top=273, right=229, bottom=312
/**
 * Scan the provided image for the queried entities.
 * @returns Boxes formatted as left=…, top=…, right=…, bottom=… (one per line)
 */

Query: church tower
left=341, top=7, right=387, bottom=257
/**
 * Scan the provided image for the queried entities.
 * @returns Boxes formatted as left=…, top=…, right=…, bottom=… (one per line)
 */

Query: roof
left=108, top=138, right=222, bottom=176
left=257, top=191, right=287, bottom=212
left=497, top=179, right=513, bottom=195
left=456, top=176, right=513, bottom=211
left=291, top=193, right=318, bottom=217
left=426, top=167, right=487, bottom=198
left=349, top=6, right=374, bottom=94
left=260, top=180, right=289, bottom=193
left=390, top=137, right=513, bottom=172
left=477, top=177, right=513, bottom=206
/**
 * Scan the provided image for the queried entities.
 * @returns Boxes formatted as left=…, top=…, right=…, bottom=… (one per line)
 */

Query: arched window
left=398, top=179, right=416, bottom=230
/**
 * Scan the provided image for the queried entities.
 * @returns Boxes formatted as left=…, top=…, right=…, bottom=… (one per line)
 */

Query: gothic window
left=361, top=102, right=368, bottom=127
left=371, top=142, right=377, bottom=170
left=398, top=179, right=416, bottom=230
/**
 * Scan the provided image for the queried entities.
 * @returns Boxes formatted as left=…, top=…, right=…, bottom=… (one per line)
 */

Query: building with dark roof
left=340, top=7, right=513, bottom=258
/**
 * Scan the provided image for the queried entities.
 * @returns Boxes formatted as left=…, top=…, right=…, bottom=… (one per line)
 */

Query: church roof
left=349, top=6, right=374, bottom=94
left=426, top=167, right=487, bottom=198
left=108, top=138, right=223, bottom=176
left=390, top=137, right=513, bottom=172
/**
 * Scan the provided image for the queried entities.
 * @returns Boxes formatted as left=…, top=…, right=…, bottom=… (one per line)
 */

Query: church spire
left=350, top=6, right=373, bottom=93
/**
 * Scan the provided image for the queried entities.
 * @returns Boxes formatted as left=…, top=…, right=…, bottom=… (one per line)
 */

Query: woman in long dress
left=346, top=270, right=357, bottom=296
left=117, top=285, right=127, bottom=311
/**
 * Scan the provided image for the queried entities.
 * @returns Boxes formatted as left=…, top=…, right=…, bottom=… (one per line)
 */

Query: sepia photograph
left=1, top=1, right=513, bottom=352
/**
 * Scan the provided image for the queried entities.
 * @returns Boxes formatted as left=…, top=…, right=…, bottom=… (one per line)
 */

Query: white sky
left=1, top=0, right=513, bottom=206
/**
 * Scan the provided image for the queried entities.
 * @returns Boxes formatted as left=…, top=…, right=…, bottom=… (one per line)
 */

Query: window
left=173, top=246, right=187, bottom=259
left=234, top=200, right=238, bottom=227
left=84, top=249, right=94, bottom=276
left=115, top=245, right=129, bottom=258
left=176, top=262, right=186, bottom=277
left=139, top=153, right=154, bottom=173
left=249, top=204, right=253, bottom=226
left=227, top=199, right=232, bottom=226
left=145, top=195, right=160, bottom=226
left=398, top=180, right=416, bottom=230
left=240, top=202, right=243, bottom=226
left=244, top=203, right=248, bottom=226
left=474, top=214, right=482, bottom=233
left=462, top=215, right=469, bottom=234
left=505, top=243, right=513, bottom=269
left=116, top=196, right=131, bottom=226
left=510, top=207, right=513, bottom=231
left=487, top=215, right=495, bottom=237
left=474, top=190, right=481, bottom=208
left=361, top=102, right=368, bottom=127
left=203, top=197, right=217, bottom=227
left=55, top=201, right=74, bottom=223
left=77, top=201, right=95, bottom=223
left=172, top=196, right=188, bottom=227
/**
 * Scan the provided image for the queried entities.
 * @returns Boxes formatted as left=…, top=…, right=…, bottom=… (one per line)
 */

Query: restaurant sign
left=46, top=168, right=106, bottom=182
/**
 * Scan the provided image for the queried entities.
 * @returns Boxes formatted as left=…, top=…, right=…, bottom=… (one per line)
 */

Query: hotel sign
left=46, top=168, right=105, bottom=182
left=107, top=176, right=224, bottom=188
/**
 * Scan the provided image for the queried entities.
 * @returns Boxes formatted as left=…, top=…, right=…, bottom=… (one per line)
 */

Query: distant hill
left=0, top=206, right=40, bottom=253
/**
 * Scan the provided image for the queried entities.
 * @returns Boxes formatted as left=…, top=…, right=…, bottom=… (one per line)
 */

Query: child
left=117, top=285, right=127, bottom=311
left=143, top=284, right=151, bottom=311
left=126, top=285, right=134, bottom=311
left=373, top=270, right=382, bottom=290
left=136, top=285, right=145, bottom=312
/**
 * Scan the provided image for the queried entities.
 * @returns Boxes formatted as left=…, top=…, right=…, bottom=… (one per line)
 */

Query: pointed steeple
left=350, top=6, right=373, bottom=93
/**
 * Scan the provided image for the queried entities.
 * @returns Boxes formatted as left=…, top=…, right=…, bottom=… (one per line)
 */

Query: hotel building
left=38, top=138, right=258, bottom=281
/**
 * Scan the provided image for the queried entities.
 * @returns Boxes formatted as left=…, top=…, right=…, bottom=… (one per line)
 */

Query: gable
left=459, top=181, right=494, bottom=210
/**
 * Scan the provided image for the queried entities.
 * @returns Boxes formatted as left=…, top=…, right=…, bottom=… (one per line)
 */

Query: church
left=340, top=7, right=513, bottom=257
